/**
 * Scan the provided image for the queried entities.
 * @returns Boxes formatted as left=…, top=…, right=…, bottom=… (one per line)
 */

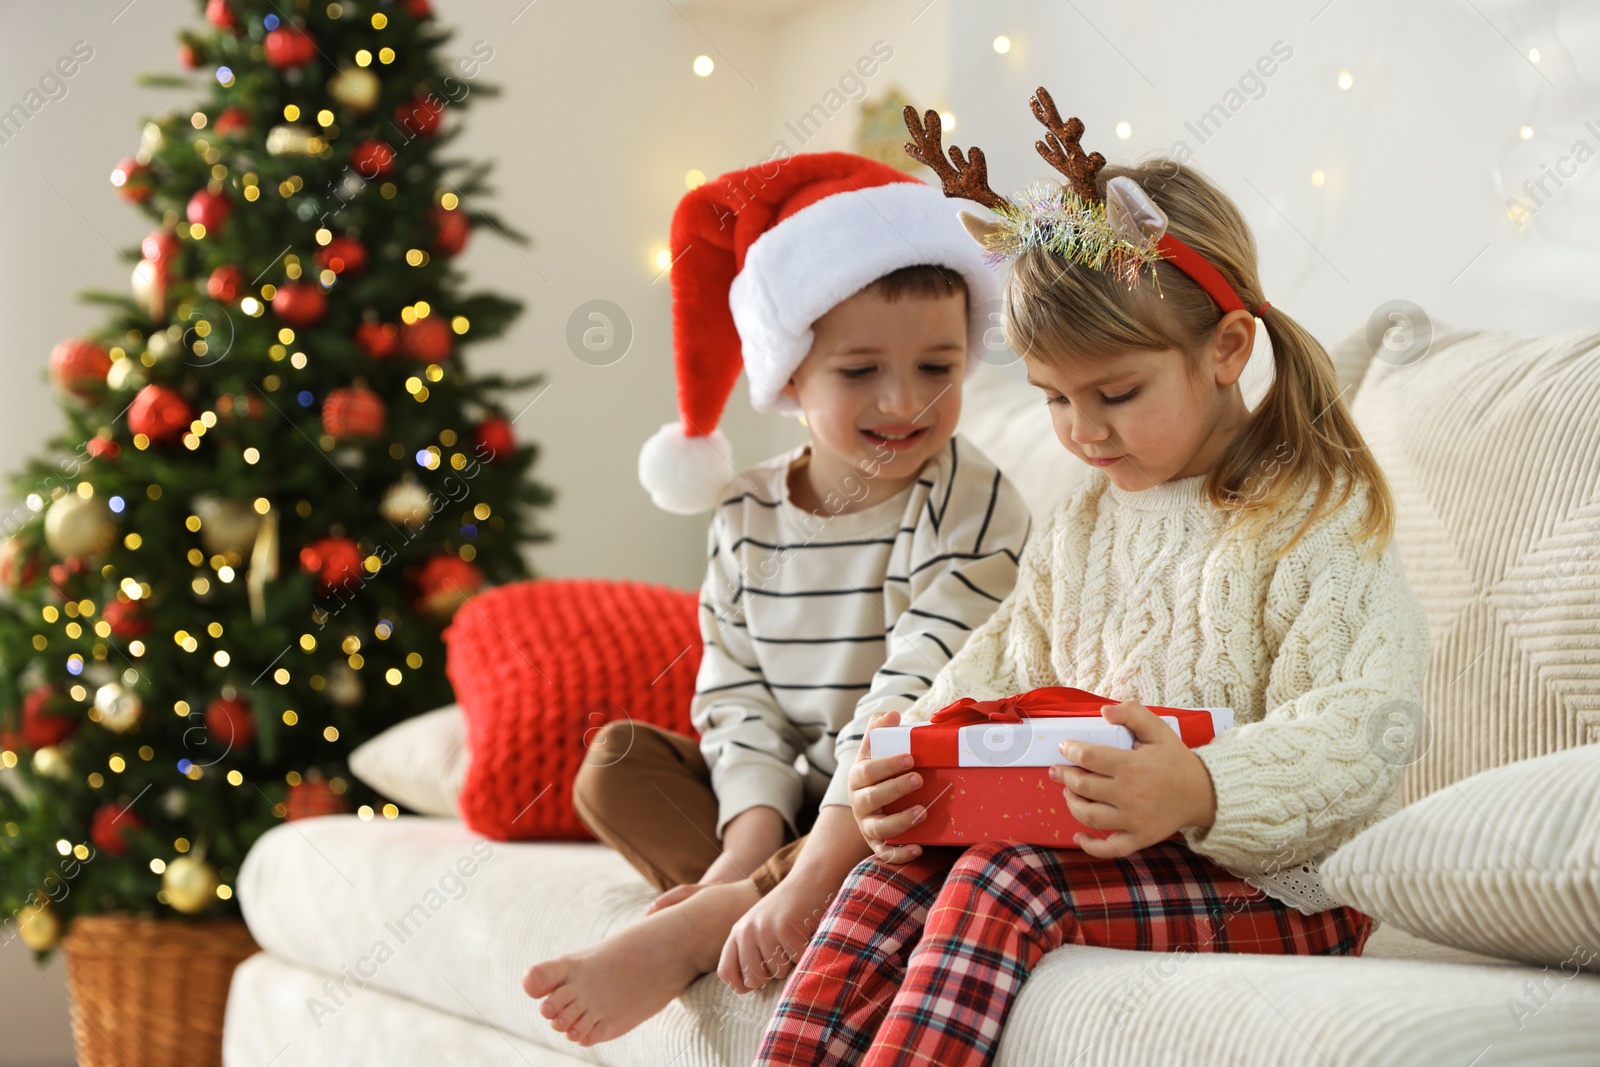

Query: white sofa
left=224, top=324, right=1600, bottom=1065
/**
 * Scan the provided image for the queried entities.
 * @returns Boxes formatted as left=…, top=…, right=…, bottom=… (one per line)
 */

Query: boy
left=523, top=152, right=1031, bottom=1046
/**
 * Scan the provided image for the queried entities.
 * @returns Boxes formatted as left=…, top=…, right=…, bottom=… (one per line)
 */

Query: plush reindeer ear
left=1104, top=176, right=1168, bottom=245
left=958, top=209, right=1003, bottom=247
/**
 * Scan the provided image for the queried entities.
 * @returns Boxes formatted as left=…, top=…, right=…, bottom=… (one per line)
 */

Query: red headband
left=1155, top=234, right=1270, bottom=317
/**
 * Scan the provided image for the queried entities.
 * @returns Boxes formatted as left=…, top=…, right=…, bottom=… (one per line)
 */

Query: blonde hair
left=1003, top=159, right=1393, bottom=559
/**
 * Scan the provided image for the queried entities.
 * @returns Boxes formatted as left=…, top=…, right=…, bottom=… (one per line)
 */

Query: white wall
left=943, top=0, right=1600, bottom=344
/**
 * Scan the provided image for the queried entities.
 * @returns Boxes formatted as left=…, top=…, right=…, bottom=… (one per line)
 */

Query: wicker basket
left=60, top=913, right=259, bottom=1067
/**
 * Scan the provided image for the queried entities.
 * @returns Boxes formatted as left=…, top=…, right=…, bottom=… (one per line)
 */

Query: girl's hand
left=1050, top=700, right=1218, bottom=859
left=848, top=711, right=925, bottom=864
left=716, top=867, right=834, bottom=993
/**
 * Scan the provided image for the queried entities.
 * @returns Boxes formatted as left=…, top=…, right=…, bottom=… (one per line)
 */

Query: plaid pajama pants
left=755, top=839, right=1373, bottom=1067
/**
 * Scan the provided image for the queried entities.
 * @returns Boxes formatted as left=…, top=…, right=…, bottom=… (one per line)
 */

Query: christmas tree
left=0, top=0, right=551, bottom=953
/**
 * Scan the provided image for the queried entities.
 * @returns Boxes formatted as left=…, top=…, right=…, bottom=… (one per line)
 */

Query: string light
left=993, top=35, right=1011, bottom=54
left=693, top=55, right=714, bottom=77
left=1338, top=70, right=1354, bottom=90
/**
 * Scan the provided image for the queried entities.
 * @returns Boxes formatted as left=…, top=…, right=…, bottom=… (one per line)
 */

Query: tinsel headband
left=902, top=87, right=1270, bottom=319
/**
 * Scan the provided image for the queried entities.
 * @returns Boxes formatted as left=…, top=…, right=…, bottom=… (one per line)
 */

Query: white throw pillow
left=347, top=704, right=468, bottom=818
left=1323, top=744, right=1600, bottom=973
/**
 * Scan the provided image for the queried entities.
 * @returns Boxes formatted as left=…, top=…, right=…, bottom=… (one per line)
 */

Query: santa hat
left=638, top=151, right=1002, bottom=514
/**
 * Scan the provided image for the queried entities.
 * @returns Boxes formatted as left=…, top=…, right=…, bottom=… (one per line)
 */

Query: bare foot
left=643, top=882, right=703, bottom=915
left=523, top=879, right=760, bottom=1046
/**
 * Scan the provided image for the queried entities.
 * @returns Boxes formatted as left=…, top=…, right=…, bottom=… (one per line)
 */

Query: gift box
left=868, top=687, right=1234, bottom=848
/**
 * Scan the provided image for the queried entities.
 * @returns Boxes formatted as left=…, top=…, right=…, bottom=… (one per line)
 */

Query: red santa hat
left=638, top=151, right=1002, bottom=514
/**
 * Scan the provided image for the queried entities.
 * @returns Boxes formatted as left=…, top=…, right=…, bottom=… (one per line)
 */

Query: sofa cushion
left=348, top=704, right=468, bottom=818
left=1349, top=323, right=1600, bottom=804
left=226, top=953, right=583, bottom=1066
left=1324, top=743, right=1600, bottom=973
left=237, top=815, right=1600, bottom=1067
left=443, top=578, right=702, bottom=840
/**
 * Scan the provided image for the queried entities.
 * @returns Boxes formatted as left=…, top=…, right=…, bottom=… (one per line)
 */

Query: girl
left=753, top=96, right=1430, bottom=1066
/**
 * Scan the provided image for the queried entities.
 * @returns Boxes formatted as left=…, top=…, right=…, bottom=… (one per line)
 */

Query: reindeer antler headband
left=903, top=87, right=1269, bottom=317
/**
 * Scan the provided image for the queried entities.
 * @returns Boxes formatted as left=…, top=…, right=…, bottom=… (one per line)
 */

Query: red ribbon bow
left=930, top=687, right=1113, bottom=727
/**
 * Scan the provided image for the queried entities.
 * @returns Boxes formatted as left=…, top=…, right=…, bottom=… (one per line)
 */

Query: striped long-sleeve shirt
left=692, top=434, right=1032, bottom=836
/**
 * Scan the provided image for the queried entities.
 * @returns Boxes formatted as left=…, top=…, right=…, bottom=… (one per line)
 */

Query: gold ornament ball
left=44, top=494, right=117, bottom=559
left=130, top=260, right=162, bottom=319
left=106, top=357, right=148, bottom=392
left=144, top=330, right=175, bottom=361
left=194, top=494, right=262, bottom=557
left=162, top=855, right=219, bottom=914
left=31, top=746, right=71, bottom=780
left=16, top=902, right=60, bottom=951
left=327, top=663, right=365, bottom=708
left=266, top=124, right=317, bottom=157
left=328, top=66, right=380, bottom=112
left=93, top=682, right=144, bottom=734
left=380, top=477, right=432, bottom=529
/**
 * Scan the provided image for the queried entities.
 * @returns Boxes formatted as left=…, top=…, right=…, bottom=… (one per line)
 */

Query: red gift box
left=868, top=687, right=1234, bottom=848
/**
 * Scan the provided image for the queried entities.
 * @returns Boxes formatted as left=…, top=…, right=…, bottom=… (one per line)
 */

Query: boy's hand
left=848, top=711, right=926, bottom=865
left=1050, top=700, right=1218, bottom=859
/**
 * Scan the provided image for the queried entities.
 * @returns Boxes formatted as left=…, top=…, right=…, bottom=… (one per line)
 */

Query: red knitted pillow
left=443, top=578, right=701, bottom=840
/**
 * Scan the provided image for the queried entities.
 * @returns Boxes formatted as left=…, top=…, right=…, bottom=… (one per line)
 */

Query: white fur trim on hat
left=729, top=182, right=1002, bottom=416
left=638, top=421, right=736, bottom=515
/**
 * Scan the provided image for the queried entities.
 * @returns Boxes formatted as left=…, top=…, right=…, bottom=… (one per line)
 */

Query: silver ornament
left=94, top=682, right=144, bottom=734
left=380, top=476, right=432, bottom=529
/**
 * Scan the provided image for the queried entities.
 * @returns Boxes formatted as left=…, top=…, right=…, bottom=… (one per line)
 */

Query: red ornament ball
left=415, top=555, right=484, bottom=620
left=315, top=235, right=367, bottom=275
left=18, top=686, right=78, bottom=749
left=349, top=140, right=397, bottom=180
left=432, top=207, right=470, bottom=257
left=213, top=107, right=250, bottom=137
left=128, top=384, right=193, bottom=443
left=272, top=282, right=327, bottom=328
left=473, top=416, right=515, bottom=461
left=264, top=25, right=318, bottom=68
left=178, top=42, right=202, bottom=69
left=186, top=188, right=231, bottom=234
left=141, top=230, right=182, bottom=269
left=394, top=97, right=443, bottom=138
left=207, top=264, right=244, bottom=302
left=86, top=434, right=121, bottom=460
left=47, top=556, right=88, bottom=591
left=402, top=316, right=453, bottom=363
left=205, top=0, right=236, bottom=30
left=101, top=598, right=149, bottom=638
left=0, top=538, right=42, bottom=590
left=355, top=321, right=400, bottom=359
left=322, top=385, right=386, bottom=439
left=49, top=339, right=111, bottom=398
left=204, top=696, right=256, bottom=749
left=285, top=778, right=349, bottom=821
left=90, top=804, right=144, bottom=857
left=405, top=0, right=433, bottom=16
left=215, top=393, right=264, bottom=421
left=299, top=537, right=364, bottom=593
left=110, top=157, right=151, bottom=202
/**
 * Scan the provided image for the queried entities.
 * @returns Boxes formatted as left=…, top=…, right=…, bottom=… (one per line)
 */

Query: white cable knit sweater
left=899, top=467, right=1431, bottom=915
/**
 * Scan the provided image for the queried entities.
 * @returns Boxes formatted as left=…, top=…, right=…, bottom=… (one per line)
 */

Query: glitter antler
left=1030, top=87, right=1105, bottom=203
left=902, top=106, right=1010, bottom=211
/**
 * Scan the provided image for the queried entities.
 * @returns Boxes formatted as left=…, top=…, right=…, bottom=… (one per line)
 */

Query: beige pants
left=572, top=721, right=806, bottom=897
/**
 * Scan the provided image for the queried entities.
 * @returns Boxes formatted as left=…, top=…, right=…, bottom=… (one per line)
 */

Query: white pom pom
left=638, top=421, right=736, bottom=514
